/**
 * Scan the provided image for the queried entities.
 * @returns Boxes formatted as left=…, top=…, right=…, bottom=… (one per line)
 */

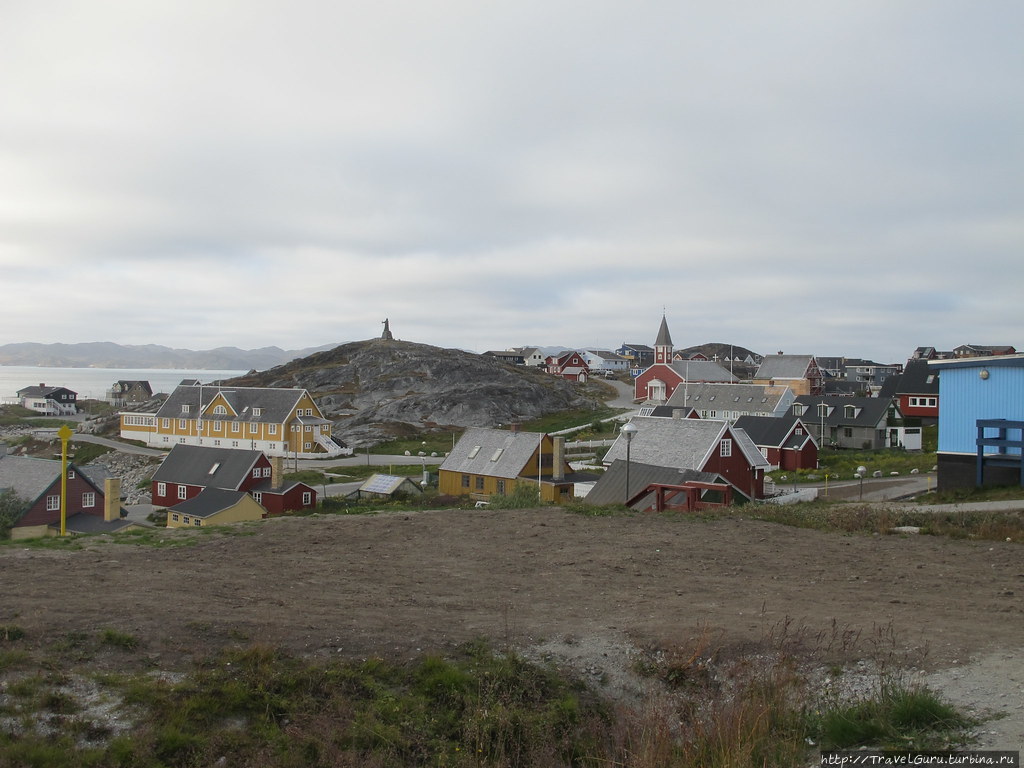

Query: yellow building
left=120, top=384, right=348, bottom=458
left=165, top=488, right=266, bottom=528
left=438, top=427, right=576, bottom=504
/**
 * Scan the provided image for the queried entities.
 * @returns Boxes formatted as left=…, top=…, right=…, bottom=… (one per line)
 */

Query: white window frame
left=720, top=439, right=732, bottom=457
left=177, top=485, right=188, bottom=500
left=46, top=495, right=60, bottom=511
left=82, top=492, right=95, bottom=508
left=302, top=492, right=312, bottom=505
left=157, top=482, right=166, bottom=497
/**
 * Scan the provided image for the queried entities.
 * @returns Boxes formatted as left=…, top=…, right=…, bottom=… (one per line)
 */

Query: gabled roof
left=792, top=395, right=897, bottom=427
left=168, top=488, right=254, bottom=518
left=356, top=474, right=424, bottom=496
left=753, top=355, right=816, bottom=381
left=733, top=415, right=813, bottom=449
left=584, top=460, right=721, bottom=508
left=666, top=382, right=791, bottom=411
left=664, top=361, right=738, bottom=383
left=585, top=350, right=629, bottom=362
left=0, top=456, right=110, bottom=510
left=16, top=384, right=77, bottom=398
left=620, top=343, right=654, bottom=352
left=154, top=384, right=312, bottom=424
left=894, top=360, right=939, bottom=395
left=603, top=417, right=769, bottom=472
left=439, top=427, right=545, bottom=480
left=151, top=444, right=262, bottom=490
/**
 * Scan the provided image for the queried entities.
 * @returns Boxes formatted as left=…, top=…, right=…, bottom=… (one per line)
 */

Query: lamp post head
left=620, top=422, right=638, bottom=442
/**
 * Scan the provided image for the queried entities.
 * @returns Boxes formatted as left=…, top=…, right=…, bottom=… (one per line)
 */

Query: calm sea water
left=0, top=366, right=248, bottom=400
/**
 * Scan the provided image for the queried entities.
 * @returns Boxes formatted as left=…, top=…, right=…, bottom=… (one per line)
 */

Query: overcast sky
left=2, top=2, right=1021, bottom=364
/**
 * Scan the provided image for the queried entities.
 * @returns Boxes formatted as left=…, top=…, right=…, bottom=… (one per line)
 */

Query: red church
left=633, top=316, right=737, bottom=402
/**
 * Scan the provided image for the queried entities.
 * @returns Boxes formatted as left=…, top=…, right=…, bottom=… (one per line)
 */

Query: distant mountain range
left=0, top=341, right=340, bottom=371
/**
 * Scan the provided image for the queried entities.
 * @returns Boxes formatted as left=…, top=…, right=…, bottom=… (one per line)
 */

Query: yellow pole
left=58, top=425, right=73, bottom=536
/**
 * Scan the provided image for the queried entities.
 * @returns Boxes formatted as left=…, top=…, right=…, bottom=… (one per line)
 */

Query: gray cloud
left=1, top=1, right=1021, bottom=363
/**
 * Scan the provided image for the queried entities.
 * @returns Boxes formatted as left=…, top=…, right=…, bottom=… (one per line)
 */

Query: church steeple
left=654, top=314, right=673, bottom=364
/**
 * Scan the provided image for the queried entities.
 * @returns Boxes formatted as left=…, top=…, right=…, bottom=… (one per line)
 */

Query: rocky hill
left=226, top=339, right=608, bottom=446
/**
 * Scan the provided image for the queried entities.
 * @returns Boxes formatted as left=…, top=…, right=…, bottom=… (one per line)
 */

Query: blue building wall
left=936, top=361, right=1024, bottom=455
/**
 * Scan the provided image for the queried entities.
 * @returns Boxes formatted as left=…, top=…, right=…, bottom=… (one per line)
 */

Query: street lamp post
left=620, top=422, right=638, bottom=504
left=58, top=425, right=73, bottom=537
left=857, top=465, right=867, bottom=501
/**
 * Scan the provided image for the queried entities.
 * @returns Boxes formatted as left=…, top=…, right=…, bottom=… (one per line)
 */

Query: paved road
left=70, top=433, right=166, bottom=457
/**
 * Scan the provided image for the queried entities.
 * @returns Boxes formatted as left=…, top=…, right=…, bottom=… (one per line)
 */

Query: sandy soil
left=2, top=509, right=1021, bottom=748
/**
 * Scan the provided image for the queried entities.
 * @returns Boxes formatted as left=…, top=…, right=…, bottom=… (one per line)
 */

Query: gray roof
left=151, top=444, right=261, bottom=490
left=357, top=474, right=424, bottom=496
left=754, top=355, right=815, bottom=380
left=604, top=416, right=769, bottom=471
left=16, top=384, right=77, bottom=398
left=169, top=488, right=254, bottom=518
left=0, top=455, right=110, bottom=508
left=665, top=360, right=737, bottom=383
left=733, top=415, right=814, bottom=449
left=666, top=382, right=791, bottom=413
left=584, top=460, right=721, bottom=509
left=154, top=384, right=313, bottom=424
left=894, top=360, right=939, bottom=396
left=792, top=395, right=898, bottom=428
left=439, top=427, right=544, bottom=479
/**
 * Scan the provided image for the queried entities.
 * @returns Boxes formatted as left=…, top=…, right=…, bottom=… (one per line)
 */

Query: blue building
left=929, top=354, right=1024, bottom=490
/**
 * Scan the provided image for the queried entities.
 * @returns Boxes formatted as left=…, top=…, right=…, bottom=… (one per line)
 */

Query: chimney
left=509, top=423, right=521, bottom=432
left=270, top=456, right=285, bottom=490
left=552, top=437, right=565, bottom=482
left=103, top=477, right=121, bottom=522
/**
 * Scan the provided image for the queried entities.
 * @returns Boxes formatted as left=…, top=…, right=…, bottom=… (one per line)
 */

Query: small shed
left=353, top=474, right=425, bottom=500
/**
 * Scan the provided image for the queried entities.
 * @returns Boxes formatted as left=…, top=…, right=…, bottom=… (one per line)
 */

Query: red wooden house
left=732, top=415, right=818, bottom=471
left=545, top=351, right=590, bottom=382
left=602, top=416, right=770, bottom=500
left=151, top=444, right=316, bottom=515
left=887, top=360, right=939, bottom=422
left=0, top=452, right=139, bottom=539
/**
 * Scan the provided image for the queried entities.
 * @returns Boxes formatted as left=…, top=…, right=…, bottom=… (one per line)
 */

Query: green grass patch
left=70, top=441, right=113, bottom=464
left=100, top=629, right=139, bottom=651
left=811, top=682, right=970, bottom=750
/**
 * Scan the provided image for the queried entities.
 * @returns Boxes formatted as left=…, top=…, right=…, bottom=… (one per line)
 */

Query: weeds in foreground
left=744, top=501, right=1024, bottom=543
left=0, top=630, right=974, bottom=768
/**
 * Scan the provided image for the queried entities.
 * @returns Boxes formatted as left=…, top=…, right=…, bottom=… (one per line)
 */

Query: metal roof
left=753, top=355, right=816, bottom=380
left=168, top=488, right=253, bottom=518
left=584, top=460, right=721, bottom=509
left=603, top=416, right=768, bottom=472
left=154, top=384, right=313, bottom=424
left=151, top=444, right=262, bottom=490
left=439, top=427, right=544, bottom=480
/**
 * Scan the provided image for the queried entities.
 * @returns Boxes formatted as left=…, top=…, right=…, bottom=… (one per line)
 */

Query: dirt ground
left=2, top=508, right=1022, bottom=748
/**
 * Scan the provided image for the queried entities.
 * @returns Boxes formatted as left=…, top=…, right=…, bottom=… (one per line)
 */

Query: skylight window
left=490, top=448, right=504, bottom=461
left=467, top=446, right=481, bottom=459
left=208, top=462, right=221, bottom=475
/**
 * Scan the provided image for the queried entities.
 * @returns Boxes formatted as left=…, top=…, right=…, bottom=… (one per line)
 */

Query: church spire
left=654, top=314, right=673, bottom=364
